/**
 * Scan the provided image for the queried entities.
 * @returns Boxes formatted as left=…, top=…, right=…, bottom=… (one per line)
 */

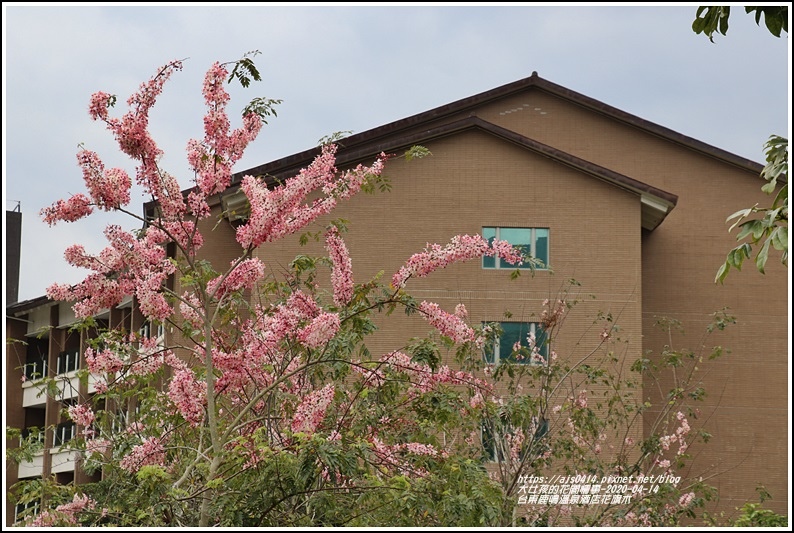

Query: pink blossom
left=179, top=292, right=204, bottom=330
left=236, top=145, right=386, bottom=248
left=418, top=301, right=475, bottom=344
left=297, top=312, right=341, bottom=349
left=325, top=227, right=354, bottom=306
left=40, top=194, right=94, bottom=226
left=187, top=190, right=211, bottom=219
left=574, top=390, right=588, bottom=409
left=85, top=347, right=124, bottom=374
left=88, top=91, right=113, bottom=121
left=186, top=62, right=264, bottom=197
left=168, top=368, right=207, bottom=427
left=76, top=149, right=131, bottom=210
left=86, top=61, right=187, bottom=220
left=679, top=491, right=695, bottom=507
left=291, top=384, right=335, bottom=434
left=85, top=438, right=111, bottom=457
left=127, top=351, right=165, bottom=376
left=47, top=224, right=176, bottom=320
left=120, top=436, right=166, bottom=473
left=162, top=220, right=204, bottom=254
left=29, top=494, right=96, bottom=526
left=454, top=303, right=468, bottom=319
left=659, top=434, right=677, bottom=451
left=392, top=234, right=523, bottom=289
left=207, top=258, right=266, bottom=299
left=68, top=404, right=96, bottom=428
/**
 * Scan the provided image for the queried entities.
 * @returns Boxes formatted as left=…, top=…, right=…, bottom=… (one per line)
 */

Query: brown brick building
left=5, top=72, right=788, bottom=523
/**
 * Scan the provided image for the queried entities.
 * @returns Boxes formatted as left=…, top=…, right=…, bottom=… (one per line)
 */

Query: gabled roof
left=221, top=115, right=678, bottom=231
left=231, top=71, right=764, bottom=185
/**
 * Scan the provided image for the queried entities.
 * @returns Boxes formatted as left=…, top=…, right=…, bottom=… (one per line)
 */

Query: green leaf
left=726, top=206, right=754, bottom=223
left=771, top=226, right=787, bottom=252
left=735, top=220, right=759, bottom=242
left=755, top=239, right=771, bottom=274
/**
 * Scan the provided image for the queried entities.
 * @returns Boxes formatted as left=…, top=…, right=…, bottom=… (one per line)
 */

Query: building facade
left=5, top=72, right=788, bottom=523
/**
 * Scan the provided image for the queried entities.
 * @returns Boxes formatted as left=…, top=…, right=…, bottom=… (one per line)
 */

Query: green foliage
left=692, top=8, right=789, bottom=283
left=692, top=6, right=788, bottom=41
left=226, top=50, right=263, bottom=87
left=317, top=130, right=354, bottom=146
left=242, top=97, right=282, bottom=124
left=404, top=145, right=432, bottom=161
left=716, top=136, right=788, bottom=283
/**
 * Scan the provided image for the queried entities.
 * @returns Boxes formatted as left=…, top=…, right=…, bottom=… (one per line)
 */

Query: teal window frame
left=483, top=321, right=548, bottom=365
left=482, top=227, right=549, bottom=269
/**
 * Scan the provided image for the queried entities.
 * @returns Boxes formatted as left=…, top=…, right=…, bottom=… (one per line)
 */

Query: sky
left=2, top=3, right=791, bottom=303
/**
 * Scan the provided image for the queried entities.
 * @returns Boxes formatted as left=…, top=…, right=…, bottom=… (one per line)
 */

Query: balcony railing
left=23, top=359, right=47, bottom=381
left=55, top=350, right=80, bottom=375
left=53, top=422, right=76, bottom=447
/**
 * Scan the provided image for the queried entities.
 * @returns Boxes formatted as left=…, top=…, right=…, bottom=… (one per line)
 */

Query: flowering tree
left=8, top=54, right=739, bottom=527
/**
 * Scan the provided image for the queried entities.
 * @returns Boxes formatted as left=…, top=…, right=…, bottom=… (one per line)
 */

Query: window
left=21, top=427, right=45, bottom=446
left=14, top=500, right=40, bottom=524
left=139, top=321, right=164, bottom=340
left=53, top=422, right=76, bottom=446
left=484, top=322, right=548, bottom=365
left=24, top=353, right=48, bottom=380
left=482, top=227, right=548, bottom=269
left=55, top=351, right=80, bottom=374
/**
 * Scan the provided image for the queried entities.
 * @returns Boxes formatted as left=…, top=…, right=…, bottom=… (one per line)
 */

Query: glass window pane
left=535, top=325, right=548, bottom=359
left=482, top=227, right=496, bottom=268
left=535, top=228, right=549, bottom=268
left=499, top=228, right=532, bottom=269
left=500, top=322, right=528, bottom=363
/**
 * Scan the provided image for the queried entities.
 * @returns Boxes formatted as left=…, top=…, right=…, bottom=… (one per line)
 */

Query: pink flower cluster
left=179, top=292, right=204, bottom=330
left=91, top=62, right=187, bottom=219
left=186, top=62, right=264, bottom=198
left=505, top=428, right=526, bottom=462
left=47, top=224, right=177, bottom=320
left=168, top=368, right=207, bottom=427
left=84, top=347, right=124, bottom=374
left=248, top=290, right=334, bottom=354
left=68, top=404, right=96, bottom=428
left=119, top=436, right=166, bottom=474
left=417, top=301, right=475, bottom=344
left=297, top=312, right=341, bottom=349
left=29, top=494, right=96, bottom=527
left=213, top=291, right=339, bottom=397
left=85, top=438, right=111, bottom=457
left=291, top=383, right=335, bottom=434
left=354, top=351, right=492, bottom=399
left=678, top=492, right=695, bottom=508
left=325, top=227, right=354, bottom=307
left=574, top=390, right=588, bottom=409
left=40, top=194, right=94, bottom=226
left=162, top=220, right=204, bottom=254
left=659, top=412, right=691, bottom=455
left=76, top=149, right=132, bottom=210
left=367, top=436, right=446, bottom=478
left=127, top=349, right=166, bottom=376
left=206, top=258, right=266, bottom=299
left=541, top=298, right=568, bottom=329
left=391, top=234, right=523, bottom=289
left=236, top=144, right=386, bottom=248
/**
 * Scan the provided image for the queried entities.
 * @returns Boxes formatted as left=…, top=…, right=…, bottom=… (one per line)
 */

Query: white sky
left=2, top=3, right=791, bottom=303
